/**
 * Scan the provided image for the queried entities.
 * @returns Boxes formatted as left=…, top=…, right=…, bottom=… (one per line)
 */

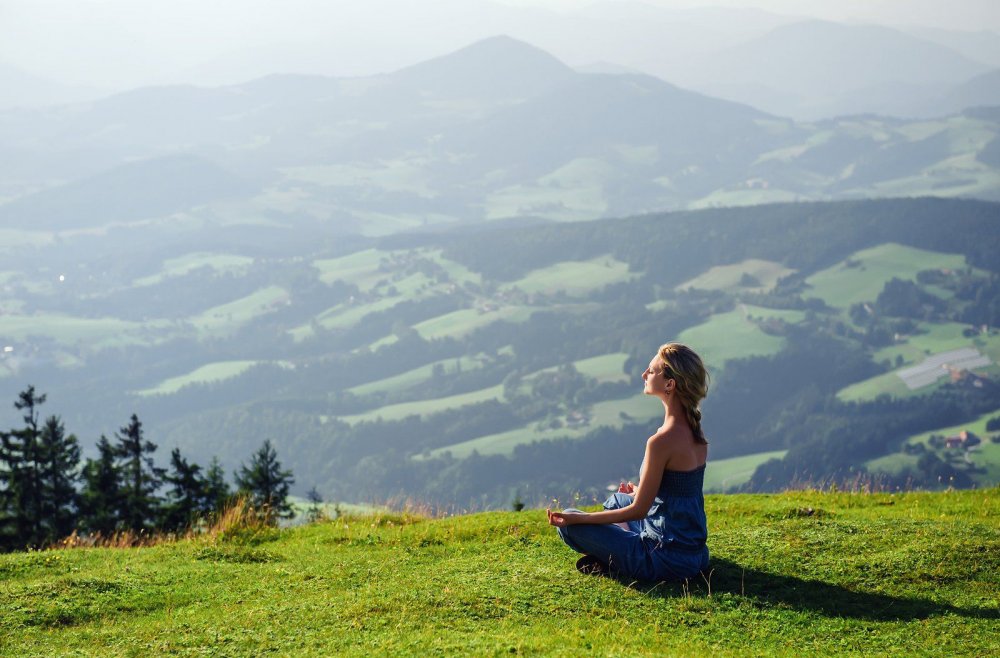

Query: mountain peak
left=389, top=35, right=576, bottom=100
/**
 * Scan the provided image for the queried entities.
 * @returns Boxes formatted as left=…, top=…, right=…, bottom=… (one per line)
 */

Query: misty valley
left=1, top=37, right=999, bottom=512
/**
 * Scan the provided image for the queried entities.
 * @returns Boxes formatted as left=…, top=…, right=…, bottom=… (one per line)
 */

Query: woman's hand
left=547, top=509, right=586, bottom=527
left=617, top=481, right=635, bottom=494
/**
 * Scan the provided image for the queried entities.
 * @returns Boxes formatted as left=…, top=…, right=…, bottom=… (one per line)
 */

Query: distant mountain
left=932, top=69, right=1000, bottom=115
left=909, top=27, right=1000, bottom=69
left=688, top=20, right=991, bottom=120
left=0, top=155, right=256, bottom=230
left=387, top=35, right=576, bottom=102
left=0, top=63, right=106, bottom=110
left=1, top=36, right=999, bottom=231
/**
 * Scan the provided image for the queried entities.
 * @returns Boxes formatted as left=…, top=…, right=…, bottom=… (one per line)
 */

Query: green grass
left=677, top=259, right=795, bottom=294
left=704, top=450, right=788, bottom=493
left=340, top=384, right=506, bottom=425
left=189, top=286, right=289, bottom=338
left=413, top=306, right=536, bottom=341
left=1, top=490, right=996, bottom=656
left=504, top=257, right=636, bottom=297
left=866, top=407, right=1000, bottom=486
left=803, top=243, right=968, bottom=309
left=347, top=355, right=492, bottom=397
left=838, top=327, right=1000, bottom=402
left=425, top=392, right=661, bottom=460
left=0, top=313, right=165, bottom=350
left=484, top=158, right=611, bottom=222
left=313, top=249, right=391, bottom=289
left=135, top=360, right=292, bottom=397
left=874, top=325, right=1000, bottom=368
left=836, top=370, right=920, bottom=403
left=678, top=305, right=805, bottom=369
left=133, top=252, right=254, bottom=287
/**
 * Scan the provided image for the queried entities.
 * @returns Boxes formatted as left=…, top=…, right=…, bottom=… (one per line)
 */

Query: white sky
left=1, top=0, right=997, bottom=93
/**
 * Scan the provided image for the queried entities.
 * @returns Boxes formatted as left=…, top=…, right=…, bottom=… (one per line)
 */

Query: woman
left=547, top=342, right=710, bottom=582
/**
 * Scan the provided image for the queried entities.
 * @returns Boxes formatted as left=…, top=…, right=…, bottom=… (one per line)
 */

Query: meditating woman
left=547, top=342, right=710, bottom=581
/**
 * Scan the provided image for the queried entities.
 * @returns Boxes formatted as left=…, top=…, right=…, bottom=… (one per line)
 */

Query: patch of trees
left=745, top=378, right=1000, bottom=492
left=0, top=386, right=294, bottom=552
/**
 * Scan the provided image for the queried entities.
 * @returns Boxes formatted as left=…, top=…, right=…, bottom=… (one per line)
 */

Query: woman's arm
left=547, top=434, right=670, bottom=527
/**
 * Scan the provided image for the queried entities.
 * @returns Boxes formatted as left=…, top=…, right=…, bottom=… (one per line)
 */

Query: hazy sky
left=1, top=0, right=997, bottom=94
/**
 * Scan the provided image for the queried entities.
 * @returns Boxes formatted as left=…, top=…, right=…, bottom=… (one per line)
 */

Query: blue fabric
left=556, top=464, right=709, bottom=582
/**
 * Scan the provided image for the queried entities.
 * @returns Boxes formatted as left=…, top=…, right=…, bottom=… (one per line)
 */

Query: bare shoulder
left=648, top=425, right=703, bottom=466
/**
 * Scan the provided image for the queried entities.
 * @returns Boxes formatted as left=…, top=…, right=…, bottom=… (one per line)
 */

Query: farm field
left=133, top=252, right=254, bottom=287
left=0, top=313, right=159, bottom=350
left=189, top=286, right=289, bottom=337
left=504, top=256, right=636, bottom=296
left=676, top=259, right=795, bottom=293
left=426, top=391, right=662, bottom=460
left=339, top=383, right=506, bottom=425
left=839, top=331, right=1000, bottom=402
left=412, top=306, right=536, bottom=341
left=873, top=322, right=998, bottom=366
left=347, top=354, right=493, bottom=397
left=703, top=450, right=788, bottom=493
left=803, top=243, right=968, bottom=309
left=135, top=360, right=291, bottom=397
left=677, top=304, right=805, bottom=369
left=866, top=408, right=1000, bottom=486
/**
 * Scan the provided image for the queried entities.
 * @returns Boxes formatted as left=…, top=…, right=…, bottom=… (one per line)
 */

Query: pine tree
left=79, top=436, right=122, bottom=536
left=112, top=414, right=164, bottom=533
left=235, top=439, right=294, bottom=524
left=0, top=386, right=47, bottom=548
left=201, top=456, right=231, bottom=518
left=160, top=448, right=205, bottom=532
left=37, top=415, right=81, bottom=543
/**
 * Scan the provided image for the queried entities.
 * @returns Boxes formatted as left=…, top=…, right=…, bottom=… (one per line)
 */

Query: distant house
left=945, top=430, right=982, bottom=449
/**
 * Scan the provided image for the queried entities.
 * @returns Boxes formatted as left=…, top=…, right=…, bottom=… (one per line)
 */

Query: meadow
left=0, top=489, right=996, bottom=656
left=803, top=243, right=968, bottom=309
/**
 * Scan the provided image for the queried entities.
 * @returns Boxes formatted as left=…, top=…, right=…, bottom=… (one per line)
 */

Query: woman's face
left=642, top=356, right=671, bottom=396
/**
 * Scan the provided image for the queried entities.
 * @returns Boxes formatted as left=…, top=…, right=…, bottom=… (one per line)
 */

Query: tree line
left=0, top=386, right=295, bottom=552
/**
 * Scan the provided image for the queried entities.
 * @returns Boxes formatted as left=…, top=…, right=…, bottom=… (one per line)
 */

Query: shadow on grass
left=638, top=558, right=999, bottom=622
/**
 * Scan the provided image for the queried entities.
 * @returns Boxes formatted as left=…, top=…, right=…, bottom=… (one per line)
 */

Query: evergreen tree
left=112, top=414, right=164, bottom=533
left=235, top=439, right=294, bottom=524
left=0, top=386, right=47, bottom=548
left=79, top=436, right=122, bottom=536
left=201, top=456, right=231, bottom=517
left=37, top=415, right=80, bottom=543
left=160, top=448, right=205, bottom=532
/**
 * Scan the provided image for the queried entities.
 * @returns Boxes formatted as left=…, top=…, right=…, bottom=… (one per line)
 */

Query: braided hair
left=658, top=342, right=710, bottom=444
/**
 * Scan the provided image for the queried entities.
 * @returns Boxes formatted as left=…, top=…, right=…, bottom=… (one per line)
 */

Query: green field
left=677, top=259, right=796, bottom=294
left=413, top=306, right=536, bottom=341
left=836, top=370, right=921, bottom=403
left=133, top=252, right=254, bottom=287
left=484, top=157, right=612, bottom=222
left=803, top=243, right=969, bottom=309
left=678, top=305, right=806, bottom=369
left=703, top=450, right=788, bottom=493
left=1, top=490, right=996, bottom=656
left=837, top=326, right=1000, bottom=402
left=340, top=384, right=506, bottom=425
left=189, top=286, right=289, bottom=338
left=347, top=355, right=492, bottom=397
left=504, top=256, right=635, bottom=297
left=135, top=360, right=292, bottom=397
left=0, top=313, right=160, bottom=350
left=313, top=249, right=392, bottom=289
left=866, top=408, right=1000, bottom=486
left=426, top=392, right=661, bottom=460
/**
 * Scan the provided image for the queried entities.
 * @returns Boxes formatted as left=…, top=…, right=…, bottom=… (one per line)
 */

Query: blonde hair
left=658, top=342, right=710, bottom=444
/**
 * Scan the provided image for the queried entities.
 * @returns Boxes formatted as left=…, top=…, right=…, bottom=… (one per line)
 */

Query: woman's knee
left=604, top=492, right=633, bottom=510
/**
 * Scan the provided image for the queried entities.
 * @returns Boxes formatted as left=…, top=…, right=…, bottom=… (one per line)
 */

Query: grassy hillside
left=1, top=489, right=996, bottom=656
